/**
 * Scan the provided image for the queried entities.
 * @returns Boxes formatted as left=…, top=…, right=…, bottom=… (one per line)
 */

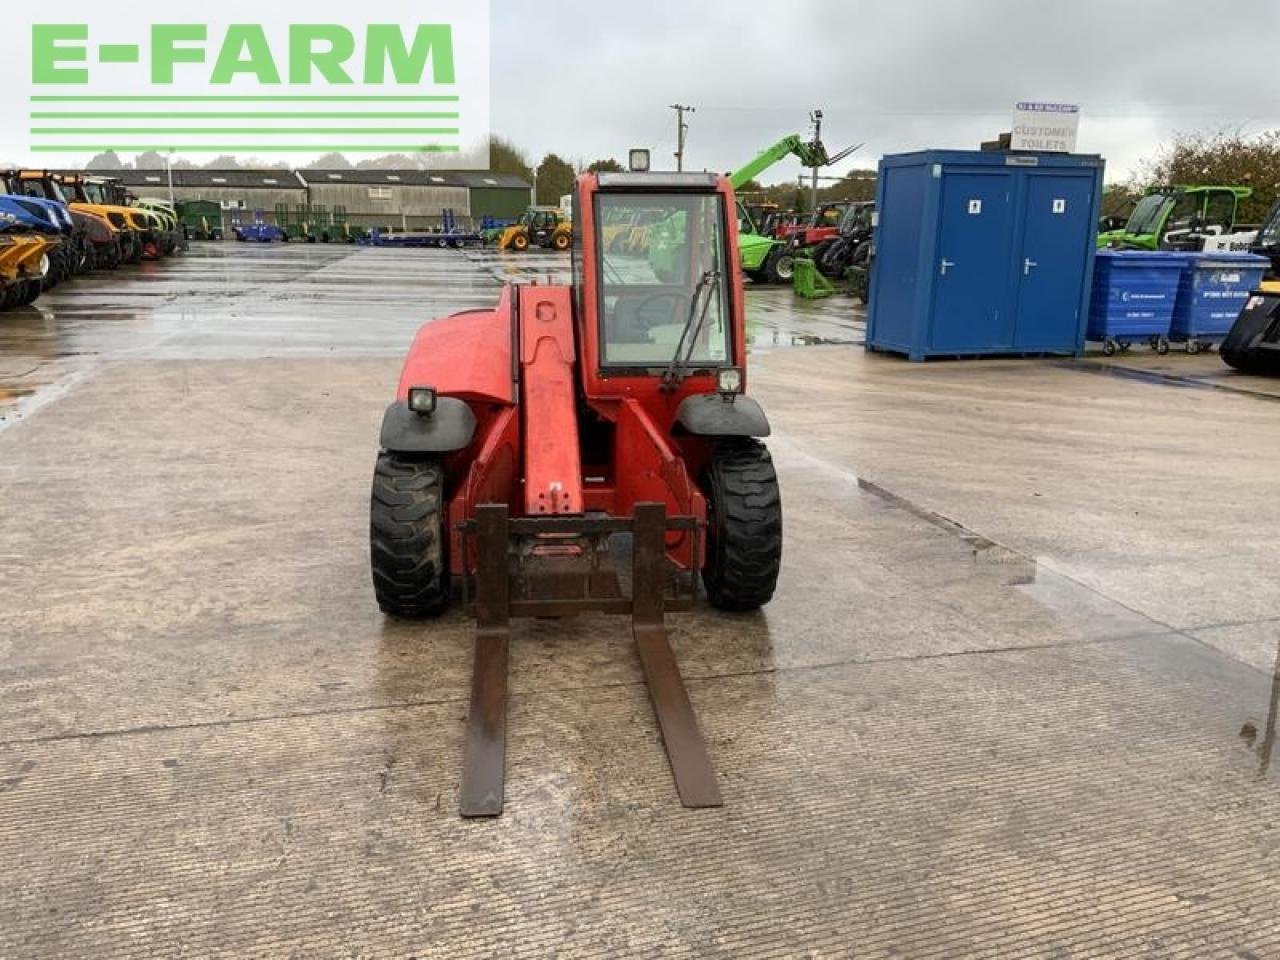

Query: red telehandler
left=370, top=169, right=783, bottom=816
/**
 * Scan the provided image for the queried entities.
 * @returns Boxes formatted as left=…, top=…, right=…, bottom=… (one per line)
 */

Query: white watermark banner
left=1, top=0, right=491, bottom=168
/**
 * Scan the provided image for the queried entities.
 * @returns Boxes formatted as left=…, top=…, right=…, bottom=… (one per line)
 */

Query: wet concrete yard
left=2, top=245, right=1279, bottom=958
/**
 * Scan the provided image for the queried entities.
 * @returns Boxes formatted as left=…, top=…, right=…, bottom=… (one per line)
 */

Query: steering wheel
left=610, top=292, right=692, bottom=344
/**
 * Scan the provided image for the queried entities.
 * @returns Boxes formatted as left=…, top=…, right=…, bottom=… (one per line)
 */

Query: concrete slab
left=1, top=244, right=1278, bottom=958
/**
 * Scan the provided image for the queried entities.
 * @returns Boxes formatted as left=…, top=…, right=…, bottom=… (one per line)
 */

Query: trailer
left=358, top=209, right=482, bottom=248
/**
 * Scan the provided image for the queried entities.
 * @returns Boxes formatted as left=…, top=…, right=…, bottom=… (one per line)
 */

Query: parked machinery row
left=0, top=170, right=186, bottom=312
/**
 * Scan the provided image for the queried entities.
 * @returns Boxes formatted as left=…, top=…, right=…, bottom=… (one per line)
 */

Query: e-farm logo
left=15, top=2, right=490, bottom=165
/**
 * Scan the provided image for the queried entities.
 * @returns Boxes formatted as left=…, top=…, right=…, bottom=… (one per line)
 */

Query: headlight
left=407, top=386, right=438, bottom=416
left=716, top=368, right=743, bottom=396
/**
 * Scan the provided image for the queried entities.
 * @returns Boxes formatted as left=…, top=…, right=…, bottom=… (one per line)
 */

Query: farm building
left=84, top=168, right=533, bottom=231
left=295, top=170, right=471, bottom=230
left=100, top=169, right=309, bottom=217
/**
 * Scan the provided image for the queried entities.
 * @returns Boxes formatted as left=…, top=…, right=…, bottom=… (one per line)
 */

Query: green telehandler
left=729, top=134, right=854, bottom=283
left=1097, top=185, right=1253, bottom=250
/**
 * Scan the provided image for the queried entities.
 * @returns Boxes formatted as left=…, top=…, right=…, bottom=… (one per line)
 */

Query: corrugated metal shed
left=298, top=169, right=470, bottom=227
left=455, top=172, right=534, bottom=220
left=81, top=169, right=308, bottom=220
left=73, top=167, right=532, bottom=228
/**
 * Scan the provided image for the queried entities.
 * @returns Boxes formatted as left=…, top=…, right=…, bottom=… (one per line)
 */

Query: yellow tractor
left=0, top=230, right=58, bottom=310
left=497, top=206, right=571, bottom=252
left=57, top=174, right=150, bottom=263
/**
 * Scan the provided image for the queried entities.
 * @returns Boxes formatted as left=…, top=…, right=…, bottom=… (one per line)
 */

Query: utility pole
left=809, top=109, right=823, bottom=213
left=670, top=104, right=694, bottom=171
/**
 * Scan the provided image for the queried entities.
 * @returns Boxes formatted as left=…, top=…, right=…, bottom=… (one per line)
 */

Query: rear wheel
left=762, top=247, right=795, bottom=284
left=370, top=454, right=450, bottom=618
left=551, top=232, right=570, bottom=251
left=701, top=439, right=782, bottom=611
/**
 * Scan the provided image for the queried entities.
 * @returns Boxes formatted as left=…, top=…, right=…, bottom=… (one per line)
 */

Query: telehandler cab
left=371, top=170, right=783, bottom=816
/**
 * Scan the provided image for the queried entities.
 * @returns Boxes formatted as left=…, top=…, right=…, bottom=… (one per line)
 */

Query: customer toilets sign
left=4, top=0, right=491, bottom=167
left=1011, top=102, right=1079, bottom=153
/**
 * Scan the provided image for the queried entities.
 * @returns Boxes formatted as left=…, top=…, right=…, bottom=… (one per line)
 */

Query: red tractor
left=779, top=200, right=854, bottom=250
left=370, top=170, right=783, bottom=816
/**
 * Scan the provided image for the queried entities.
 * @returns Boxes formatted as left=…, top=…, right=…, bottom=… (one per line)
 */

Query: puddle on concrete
left=1, top=244, right=867, bottom=428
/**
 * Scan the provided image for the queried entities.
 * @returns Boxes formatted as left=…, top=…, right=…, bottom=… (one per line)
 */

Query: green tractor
left=1098, top=184, right=1252, bottom=251
left=728, top=134, right=854, bottom=284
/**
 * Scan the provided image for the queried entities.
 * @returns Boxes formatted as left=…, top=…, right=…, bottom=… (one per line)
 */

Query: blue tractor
left=0, top=196, right=62, bottom=310
left=0, top=171, right=87, bottom=289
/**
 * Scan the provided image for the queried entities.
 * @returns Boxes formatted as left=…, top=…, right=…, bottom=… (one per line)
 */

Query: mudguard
left=675, top=393, right=771, bottom=437
left=379, top=397, right=477, bottom=454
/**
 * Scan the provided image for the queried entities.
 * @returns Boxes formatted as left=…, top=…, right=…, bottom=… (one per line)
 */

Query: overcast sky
left=490, top=0, right=1280, bottom=185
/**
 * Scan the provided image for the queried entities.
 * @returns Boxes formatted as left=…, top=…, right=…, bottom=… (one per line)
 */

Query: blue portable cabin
left=868, top=149, right=1104, bottom=361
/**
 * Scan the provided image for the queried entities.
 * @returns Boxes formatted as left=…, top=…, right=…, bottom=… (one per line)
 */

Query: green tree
left=308, top=152, right=353, bottom=169
left=587, top=158, right=624, bottom=173
left=1144, top=129, right=1280, bottom=223
left=356, top=153, right=418, bottom=169
left=204, top=154, right=241, bottom=169
left=134, top=151, right=167, bottom=170
left=535, top=153, right=575, bottom=205
left=489, top=135, right=533, bottom=183
left=87, top=150, right=125, bottom=170
left=1100, top=182, right=1142, bottom=222
left=817, top=168, right=877, bottom=203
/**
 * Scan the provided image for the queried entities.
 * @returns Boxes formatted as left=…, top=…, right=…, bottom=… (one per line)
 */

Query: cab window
left=595, top=192, right=731, bottom=368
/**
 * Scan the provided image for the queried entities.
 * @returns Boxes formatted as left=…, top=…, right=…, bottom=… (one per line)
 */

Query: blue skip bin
left=1169, top=252, right=1269, bottom=353
left=1088, top=250, right=1184, bottom=354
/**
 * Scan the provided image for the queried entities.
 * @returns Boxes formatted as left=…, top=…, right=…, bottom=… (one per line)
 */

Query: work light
left=717, top=368, right=742, bottom=397
left=628, top=149, right=651, bottom=173
left=408, top=386, right=438, bottom=415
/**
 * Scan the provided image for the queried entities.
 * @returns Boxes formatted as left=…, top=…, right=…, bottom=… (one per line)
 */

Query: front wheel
left=701, top=439, right=783, bottom=611
left=762, top=247, right=795, bottom=284
left=370, top=454, right=450, bottom=618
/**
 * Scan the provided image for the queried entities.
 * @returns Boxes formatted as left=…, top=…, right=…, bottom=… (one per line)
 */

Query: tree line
left=81, top=128, right=1280, bottom=222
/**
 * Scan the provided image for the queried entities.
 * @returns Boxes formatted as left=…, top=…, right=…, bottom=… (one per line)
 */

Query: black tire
left=370, top=454, right=450, bottom=618
left=101, top=239, right=121, bottom=270
left=762, top=246, right=795, bottom=284
left=42, top=246, right=64, bottom=290
left=812, top=238, right=841, bottom=277
left=701, top=439, right=782, bottom=611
